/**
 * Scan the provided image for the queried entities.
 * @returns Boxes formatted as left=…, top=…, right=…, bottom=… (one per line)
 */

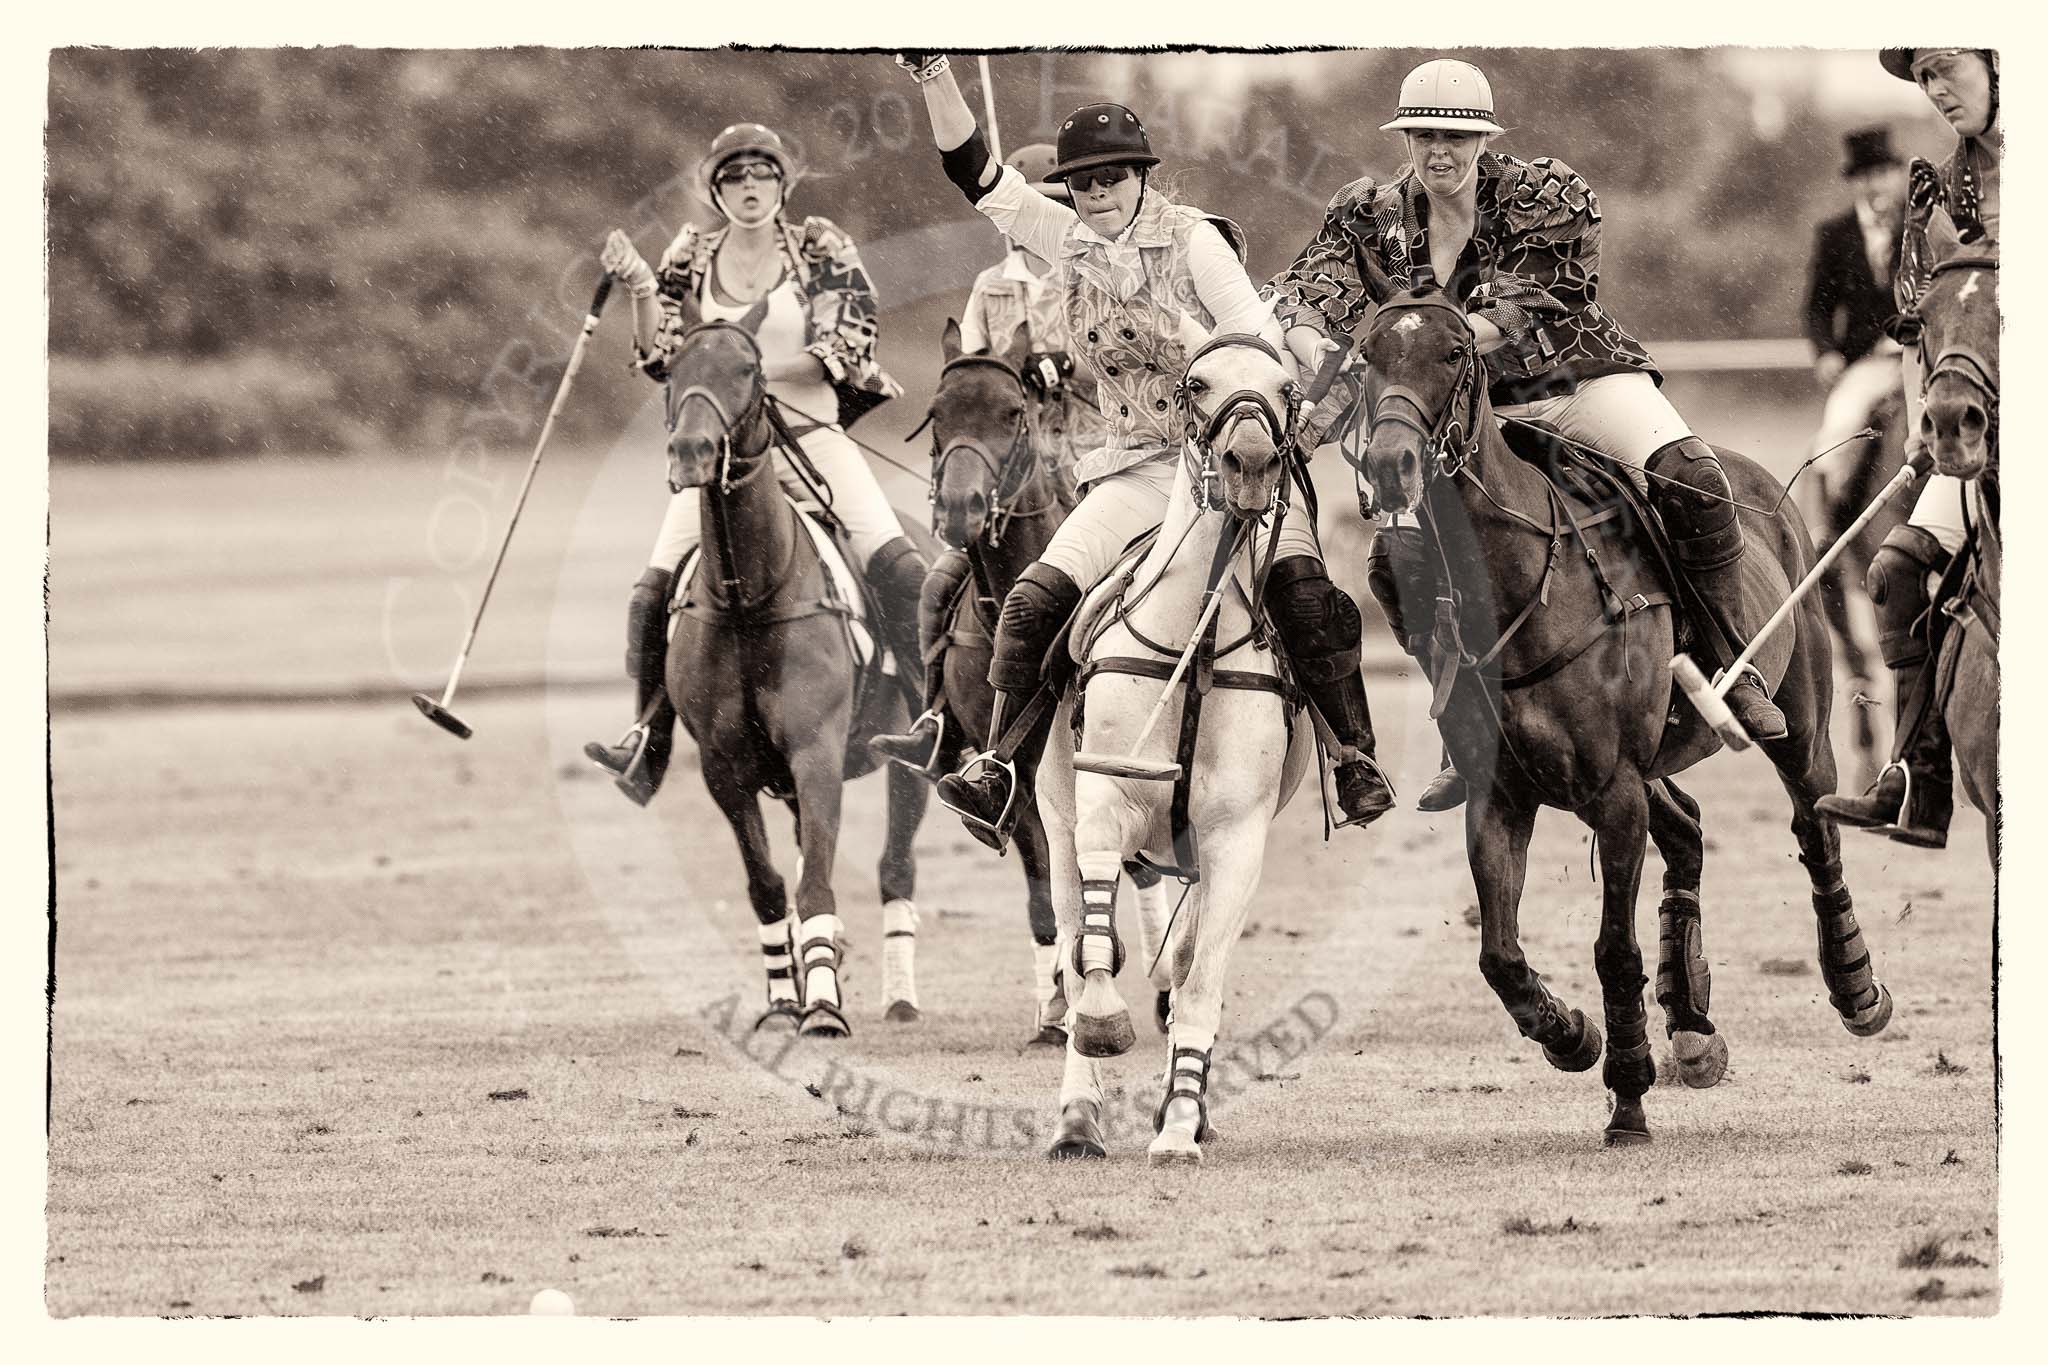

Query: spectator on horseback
left=892, top=52, right=1396, bottom=850
left=1803, top=128, right=1908, bottom=474
left=870, top=142, right=1107, bottom=776
left=1274, top=58, right=1790, bottom=814
left=583, top=121, right=928, bottom=806
left=1817, top=48, right=1999, bottom=847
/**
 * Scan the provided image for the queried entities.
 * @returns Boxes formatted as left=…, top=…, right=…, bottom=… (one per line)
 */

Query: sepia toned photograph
left=40, top=31, right=2004, bottom=1322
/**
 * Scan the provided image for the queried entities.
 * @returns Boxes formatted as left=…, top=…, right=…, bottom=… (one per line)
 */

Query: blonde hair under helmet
left=1380, top=59, right=1507, bottom=136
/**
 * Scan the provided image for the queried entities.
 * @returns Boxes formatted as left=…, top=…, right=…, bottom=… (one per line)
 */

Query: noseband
left=667, top=320, right=770, bottom=494
left=1917, top=254, right=2000, bottom=426
left=1361, top=292, right=1484, bottom=484
left=919, top=351, right=1049, bottom=547
left=1177, top=333, right=1300, bottom=514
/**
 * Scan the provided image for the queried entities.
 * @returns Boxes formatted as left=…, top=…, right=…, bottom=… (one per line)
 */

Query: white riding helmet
left=1380, top=59, right=1507, bottom=136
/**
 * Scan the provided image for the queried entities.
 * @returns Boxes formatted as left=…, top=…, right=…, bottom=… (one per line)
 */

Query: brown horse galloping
left=1358, top=283, right=1891, bottom=1146
left=662, top=292, right=933, bottom=1037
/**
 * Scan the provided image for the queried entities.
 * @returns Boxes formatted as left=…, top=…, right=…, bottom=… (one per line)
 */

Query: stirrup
left=937, top=750, right=1020, bottom=854
left=875, top=708, right=950, bottom=780
left=584, top=722, right=647, bottom=777
left=1331, top=750, right=1398, bottom=830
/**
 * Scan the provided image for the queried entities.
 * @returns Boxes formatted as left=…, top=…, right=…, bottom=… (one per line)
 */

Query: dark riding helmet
left=1881, top=48, right=1999, bottom=135
left=1049, top=103, right=1161, bottom=181
left=695, top=122, right=799, bottom=205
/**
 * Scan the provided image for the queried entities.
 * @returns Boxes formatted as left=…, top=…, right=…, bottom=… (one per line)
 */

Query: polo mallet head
left=1671, top=654, right=1750, bottom=752
left=1071, top=751, right=1182, bottom=782
left=411, top=692, right=474, bottom=741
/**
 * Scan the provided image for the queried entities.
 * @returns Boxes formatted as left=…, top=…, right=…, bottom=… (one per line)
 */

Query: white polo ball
left=529, top=1287, right=576, bottom=1316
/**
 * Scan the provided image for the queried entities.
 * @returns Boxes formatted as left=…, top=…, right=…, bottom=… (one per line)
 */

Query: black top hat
left=1841, top=127, right=1901, bottom=176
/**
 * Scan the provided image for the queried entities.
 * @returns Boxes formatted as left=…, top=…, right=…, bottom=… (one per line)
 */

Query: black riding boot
left=1367, top=525, right=1465, bottom=811
left=1647, top=437, right=1788, bottom=742
left=584, top=565, right=678, bottom=808
left=935, top=562, right=1082, bottom=852
left=1816, top=526, right=1954, bottom=846
left=1267, top=556, right=1395, bottom=827
left=865, top=535, right=931, bottom=707
left=870, top=547, right=972, bottom=778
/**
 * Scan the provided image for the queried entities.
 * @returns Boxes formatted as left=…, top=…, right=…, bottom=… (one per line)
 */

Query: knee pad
left=868, top=535, right=928, bottom=596
left=990, top=562, right=1082, bottom=693
left=918, top=548, right=973, bottom=636
left=1646, top=437, right=1741, bottom=570
left=625, top=566, right=675, bottom=677
left=1365, top=525, right=1431, bottom=651
left=1868, top=524, right=1949, bottom=667
left=1265, top=556, right=1363, bottom=682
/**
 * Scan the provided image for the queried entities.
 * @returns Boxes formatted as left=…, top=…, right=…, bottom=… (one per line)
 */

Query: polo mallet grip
left=587, top=272, right=616, bottom=321
left=1301, top=337, right=1351, bottom=412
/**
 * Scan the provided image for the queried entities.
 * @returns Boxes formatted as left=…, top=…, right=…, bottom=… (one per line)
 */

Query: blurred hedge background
left=46, top=47, right=1948, bottom=459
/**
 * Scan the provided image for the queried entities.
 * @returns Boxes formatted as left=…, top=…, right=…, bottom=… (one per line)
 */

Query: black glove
left=1023, top=351, right=1072, bottom=399
left=1906, top=157, right=1943, bottom=225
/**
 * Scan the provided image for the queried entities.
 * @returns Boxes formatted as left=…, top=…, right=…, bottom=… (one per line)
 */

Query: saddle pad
left=1068, top=529, right=1160, bottom=666
left=667, top=498, right=880, bottom=672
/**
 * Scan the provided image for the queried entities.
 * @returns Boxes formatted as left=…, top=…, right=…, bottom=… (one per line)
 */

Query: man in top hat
left=1803, top=127, right=1909, bottom=467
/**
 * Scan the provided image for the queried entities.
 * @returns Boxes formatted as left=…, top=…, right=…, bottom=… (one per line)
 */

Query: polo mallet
left=976, top=55, right=1004, bottom=163
left=412, top=272, right=615, bottom=740
left=1673, top=452, right=1930, bottom=751
left=1072, top=522, right=1250, bottom=782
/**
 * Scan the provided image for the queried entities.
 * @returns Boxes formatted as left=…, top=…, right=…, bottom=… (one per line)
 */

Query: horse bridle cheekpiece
left=667, top=320, right=769, bottom=494
left=1364, top=290, right=1483, bottom=482
left=1917, top=253, right=2000, bottom=426
left=918, top=351, right=1046, bottom=547
left=1177, top=333, right=1300, bottom=514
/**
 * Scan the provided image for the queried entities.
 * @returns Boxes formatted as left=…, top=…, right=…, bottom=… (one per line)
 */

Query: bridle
left=1358, top=290, right=1485, bottom=486
left=916, top=351, right=1054, bottom=548
left=1176, top=332, right=1301, bottom=515
left=666, top=320, right=771, bottom=495
left=1916, top=253, right=2000, bottom=431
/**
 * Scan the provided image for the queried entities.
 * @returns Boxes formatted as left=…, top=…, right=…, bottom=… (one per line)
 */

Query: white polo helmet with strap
left=1380, top=59, right=1507, bottom=136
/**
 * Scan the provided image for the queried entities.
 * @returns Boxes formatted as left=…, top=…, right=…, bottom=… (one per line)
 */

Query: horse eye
left=1186, top=378, right=1207, bottom=394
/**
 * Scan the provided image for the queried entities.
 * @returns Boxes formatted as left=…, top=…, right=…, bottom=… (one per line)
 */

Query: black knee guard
left=868, top=535, right=929, bottom=601
left=1867, top=524, right=1950, bottom=670
left=625, top=566, right=675, bottom=680
left=918, top=548, right=973, bottom=654
left=989, top=562, right=1082, bottom=694
left=1364, top=524, right=1433, bottom=655
left=1647, top=437, right=1743, bottom=572
left=1264, top=556, right=1363, bottom=684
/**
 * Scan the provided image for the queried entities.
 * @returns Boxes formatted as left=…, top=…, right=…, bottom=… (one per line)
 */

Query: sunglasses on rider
left=715, top=161, right=782, bottom=187
left=1067, top=164, right=1137, bottom=194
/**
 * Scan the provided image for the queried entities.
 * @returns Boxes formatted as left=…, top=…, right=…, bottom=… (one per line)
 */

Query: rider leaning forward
left=1271, top=58, right=1793, bottom=812
left=583, top=122, right=928, bottom=805
left=873, top=52, right=1398, bottom=850
left=1817, top=47, right=1999, bottom=848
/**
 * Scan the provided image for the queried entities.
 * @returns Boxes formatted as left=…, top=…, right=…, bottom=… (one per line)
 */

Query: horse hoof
left=1543, top=1011, right=1603, bottom=1073
left=883, top=1000, right=923, bottom=1024
left=1842, top=984, right=1894, bottom=1038
left=1026, top=1024, right=1068, bottom=1049
left=1047, top=1101, right=1106, bottom=1160
left=799, top=1003, right=850, bottom=1038
left=1603, top=1125, right=1652, bottom=1148
left=1147, top=1133, right=1203, bottom=1167
left=1672, top=1029, right=1729, bottom=1089
left=753, top=1000, right=803, bottom=1031
left=1071, top=1008, right=1136, bottom=1059
left=1154, top=990, right=1171, bottom=1034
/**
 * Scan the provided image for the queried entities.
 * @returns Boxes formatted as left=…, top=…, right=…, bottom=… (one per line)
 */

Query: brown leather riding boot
left=583, top=566, right=677, bottom=807
left=1817, top=656, right=1954, bottom=847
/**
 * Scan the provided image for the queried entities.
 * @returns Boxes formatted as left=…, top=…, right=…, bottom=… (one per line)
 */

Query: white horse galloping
left=1036, top=327, right=1318, bottom=1166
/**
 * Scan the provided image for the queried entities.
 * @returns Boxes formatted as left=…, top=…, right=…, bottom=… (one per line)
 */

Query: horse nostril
left=1961, top=404, right=1988, bottom=436
left=1399, top=450, right=1419, bottom=480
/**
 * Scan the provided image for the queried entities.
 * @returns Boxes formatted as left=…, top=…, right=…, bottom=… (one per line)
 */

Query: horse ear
left=1174, top=310, right=1213, bottom=357
left=1926, top=206, right=1963, bottom=261
left=942, top=317, right=963, bottom=361
left=675, top=284, right=701, bottom=332
left=737, top=293, right=770, bottom=337
left=1360, top=250, right=1397, bottom=304
left=1001, top=321, right=1033, bottom=369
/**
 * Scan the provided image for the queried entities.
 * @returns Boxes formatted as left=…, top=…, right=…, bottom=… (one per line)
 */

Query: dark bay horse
left=662, top=291, right=932, bottom=1036
left=1358, top=283, right=1892, bottom=1146
left=1913, top=227, right=1999, bottom=864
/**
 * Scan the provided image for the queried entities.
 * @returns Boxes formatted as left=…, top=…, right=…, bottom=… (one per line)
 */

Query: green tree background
left=45, top=47, right=1948, bottom=458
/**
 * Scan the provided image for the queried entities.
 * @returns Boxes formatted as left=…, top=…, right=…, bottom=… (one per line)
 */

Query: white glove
left=895, top=52, right=951, bottom=84
left=601, top=229, right=658, bottom=299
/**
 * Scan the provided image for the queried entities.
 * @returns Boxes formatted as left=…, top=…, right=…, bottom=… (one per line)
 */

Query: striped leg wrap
left=882, top=898, right=919, bottom=1009
left=1813, top=884, right=1880, bottom=1016
left=799, top=913, right=844, bottom=1009
left=1153, top=1046, right=1213, bottom=1142
left=1073, top=879, right=1125, bottom=978
left=1654, top=890, right=1712, bottom=1031
left=758, top=918, right=798, bottom=1004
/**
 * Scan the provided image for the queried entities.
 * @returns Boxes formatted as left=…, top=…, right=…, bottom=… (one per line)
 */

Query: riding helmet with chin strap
left=696, top=122, right=800, bottom=210
left=1048, top=104, right=1160, bottom=181
left=1880, top=48, right=2000, bottom=129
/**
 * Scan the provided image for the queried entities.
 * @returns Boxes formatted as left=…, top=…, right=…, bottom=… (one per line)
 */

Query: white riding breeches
left=1494, top=370, right=1695, bottom=471
left=648, top=424, right=908, bottom=574
left=1813, top=347, right=1903, bottom=461
left=1037, top=457, right=1322, bottom=591
left=1909, top=472, right=1969, bottom=557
